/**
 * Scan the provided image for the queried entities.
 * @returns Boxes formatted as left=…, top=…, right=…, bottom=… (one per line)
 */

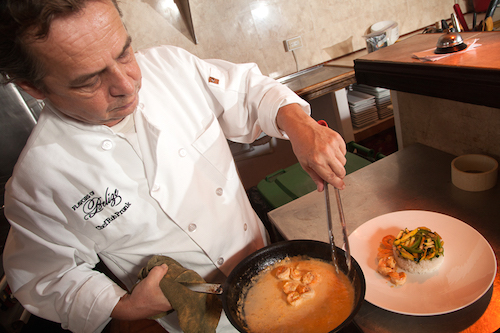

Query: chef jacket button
left=178, top=148, right=187, bottom=157
left=244, top=223, right=248, bottom=231
left=217, top=257, right=224, bottom=266
left=188, top=223, right=197, bottom=232
left=216, top=188, right=223, bottom=196
left=152, top=183, right=160, bottom=191
left=101, top=140, right=113, bottom=150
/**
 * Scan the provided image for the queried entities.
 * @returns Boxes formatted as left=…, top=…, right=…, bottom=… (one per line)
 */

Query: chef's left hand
left=276, top=103, right=347, bottom=191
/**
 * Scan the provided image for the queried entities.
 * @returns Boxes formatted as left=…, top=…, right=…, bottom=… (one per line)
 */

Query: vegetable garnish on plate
left=393, top=227, right=445, bottom=274
left=393, top=227, right=444, bottom=262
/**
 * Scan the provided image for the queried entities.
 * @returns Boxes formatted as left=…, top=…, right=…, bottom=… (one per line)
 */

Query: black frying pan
left=221, top=239, right=366, bottom=333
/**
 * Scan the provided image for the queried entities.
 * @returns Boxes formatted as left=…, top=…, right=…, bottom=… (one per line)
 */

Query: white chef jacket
left=3, top=45, right=310, bottom=332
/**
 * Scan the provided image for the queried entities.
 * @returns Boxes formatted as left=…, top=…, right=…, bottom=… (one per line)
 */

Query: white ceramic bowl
left=451, top=154, right=498, bottom=191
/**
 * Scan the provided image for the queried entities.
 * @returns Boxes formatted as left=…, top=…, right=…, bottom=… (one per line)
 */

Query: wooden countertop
left=354, top=32, right=500, bottom=108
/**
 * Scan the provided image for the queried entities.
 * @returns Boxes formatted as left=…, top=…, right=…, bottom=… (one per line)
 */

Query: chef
left=0, top=0, right=347, bottom=332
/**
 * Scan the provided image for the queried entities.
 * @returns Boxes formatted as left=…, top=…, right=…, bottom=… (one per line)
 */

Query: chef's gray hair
left=0, top=0, right=122, bottom=91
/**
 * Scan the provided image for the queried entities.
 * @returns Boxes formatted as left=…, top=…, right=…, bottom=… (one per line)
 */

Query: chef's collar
left=43, top=99, right=138, bottom=134
left=111, top=113, right=135, bottom=134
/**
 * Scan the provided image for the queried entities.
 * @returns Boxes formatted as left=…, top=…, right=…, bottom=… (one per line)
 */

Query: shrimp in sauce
left=274, top=264, right=317, bottom=305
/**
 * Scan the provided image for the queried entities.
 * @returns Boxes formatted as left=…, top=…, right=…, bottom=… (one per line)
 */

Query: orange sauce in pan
left=242, top=256, right=354, bottom=333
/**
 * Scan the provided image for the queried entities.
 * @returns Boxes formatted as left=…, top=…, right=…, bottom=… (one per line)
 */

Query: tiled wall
left=120, top=0, right=470, bottom=79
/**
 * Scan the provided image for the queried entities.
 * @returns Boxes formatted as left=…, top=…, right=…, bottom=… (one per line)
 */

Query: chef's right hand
left=111, top=264, right=172, bottom=320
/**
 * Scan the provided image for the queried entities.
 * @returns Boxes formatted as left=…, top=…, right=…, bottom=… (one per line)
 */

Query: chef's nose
left=108, top=63, right=137, bottom=97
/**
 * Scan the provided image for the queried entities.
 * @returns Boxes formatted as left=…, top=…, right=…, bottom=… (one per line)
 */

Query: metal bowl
left=434, top=31, right=467, bottom=54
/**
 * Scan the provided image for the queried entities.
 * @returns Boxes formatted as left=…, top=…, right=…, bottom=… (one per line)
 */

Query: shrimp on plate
left=389, top=271, right=407, bottom=286
left=376, top=234, right=407, bottom=286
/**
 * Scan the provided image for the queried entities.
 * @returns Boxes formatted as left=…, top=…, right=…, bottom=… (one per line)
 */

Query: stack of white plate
left=347, top=90, right=379, bottom=128
left=352, top=84, right=393, bottom=119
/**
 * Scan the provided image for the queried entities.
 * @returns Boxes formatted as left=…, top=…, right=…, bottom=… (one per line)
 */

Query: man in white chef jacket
left=0, top=0, right=347, bottom=332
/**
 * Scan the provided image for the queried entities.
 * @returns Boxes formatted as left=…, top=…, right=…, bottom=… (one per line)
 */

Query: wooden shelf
left=353, top=115, right=395, bottom=142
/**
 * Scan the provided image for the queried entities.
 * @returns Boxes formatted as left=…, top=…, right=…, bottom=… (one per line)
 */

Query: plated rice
left=392, top=227, right=445, bottom=274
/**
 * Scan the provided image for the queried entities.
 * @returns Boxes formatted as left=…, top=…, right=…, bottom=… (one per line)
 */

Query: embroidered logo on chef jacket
left=208, top=77, right=219, bottom=84
left=71, top=188, right=131, bottom=230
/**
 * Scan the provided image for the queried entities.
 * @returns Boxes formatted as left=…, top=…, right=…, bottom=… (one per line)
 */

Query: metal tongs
left=318, top=120, right=351, bottom=275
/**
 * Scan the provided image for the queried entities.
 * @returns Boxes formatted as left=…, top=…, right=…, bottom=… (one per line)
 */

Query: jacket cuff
left=67, top=274, right=127, bottom=333
left=258, top=84, right=311, bottom=139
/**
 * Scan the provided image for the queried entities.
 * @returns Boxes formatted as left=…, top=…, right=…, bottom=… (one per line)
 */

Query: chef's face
left=19, top=0, right=142, bottom=127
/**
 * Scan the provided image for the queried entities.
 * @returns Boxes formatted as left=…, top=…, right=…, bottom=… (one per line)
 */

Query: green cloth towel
left=137, top=256, right=222, bottom=333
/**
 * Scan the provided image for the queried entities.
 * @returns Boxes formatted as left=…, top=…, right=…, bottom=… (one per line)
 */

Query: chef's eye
left=77, top=77, right=101, bottom=91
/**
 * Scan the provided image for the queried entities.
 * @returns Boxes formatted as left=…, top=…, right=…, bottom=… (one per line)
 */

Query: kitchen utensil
left=453, top=4, right=469, bottom=31
left=441, top=19, right=450, bottom=31
left=434, top=31, right=467, bottom=54
left=180, top=282, right=223, bottom=294
left=317, top=120, right=351, bottom=274
left=451, top=12, right=462, bottom=32
left=222, top=240, right=366, bottom=333
left=324, top=179, right=340, bottom=273
left=334, top=187, right=351, bottom=274
left=485, top=0, right=499, bottom=18
left=482, top=0, right=499, bottom=30
left=483, top=16, right=494, bottom=30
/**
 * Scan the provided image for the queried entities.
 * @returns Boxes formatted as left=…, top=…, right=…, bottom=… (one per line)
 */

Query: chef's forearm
left=111, top=293, right=172, bottom=320
left=276, top=103, right=317, bottom=136
left=276, top=103, right=347, bottom=190
left=111, top=264, right=172, bottom=321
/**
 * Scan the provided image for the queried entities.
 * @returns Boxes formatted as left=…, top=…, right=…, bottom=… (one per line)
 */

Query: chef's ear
left=15, top=80, right=47, bottom=100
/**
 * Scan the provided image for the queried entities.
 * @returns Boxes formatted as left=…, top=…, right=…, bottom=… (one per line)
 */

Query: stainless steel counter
left=268, top=143, right=499, bottom=333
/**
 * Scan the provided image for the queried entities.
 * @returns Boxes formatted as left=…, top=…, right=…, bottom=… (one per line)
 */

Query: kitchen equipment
left=451, top=154, right=498, bottom=191
left=180, top=282, right=223, bottom=294
left=485, top=0, right=499, bottom=18
left=370, top=21, right=399, bottom=45
left=317, top=119, right=351, bottom=274
left=324, top=179, right=340, bottom=273
left=221, top=240, right=366, bottom=333
left=0, top=83, right=43, bottom=331
left=441, top=19, right=450, bottom=31
left=181, top=240, right=365, bottom=332
left=434, top=31, right=467, bottom=54
left=453, top=4, right=469, bottom=31
left=451, top=12, right=462, bottom=32
left=482, top=0, right=498, bottom=31
left=334, top=187, right=351, bottom=273
left=363, top=32, right=387, bottom=53
left=256, top=148, right=373, bottom=210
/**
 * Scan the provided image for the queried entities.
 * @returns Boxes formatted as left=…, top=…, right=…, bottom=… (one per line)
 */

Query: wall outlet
left=283, top=36, right=302, bottom=52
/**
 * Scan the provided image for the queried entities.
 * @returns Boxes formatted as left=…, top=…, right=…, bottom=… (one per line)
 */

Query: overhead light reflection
left=252, top=4, right=269, bottom=20
left=156, top=0, right=177, bottom=14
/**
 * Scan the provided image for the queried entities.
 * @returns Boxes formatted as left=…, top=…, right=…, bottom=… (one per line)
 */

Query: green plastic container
left=257, top=150, right=373, bottom=209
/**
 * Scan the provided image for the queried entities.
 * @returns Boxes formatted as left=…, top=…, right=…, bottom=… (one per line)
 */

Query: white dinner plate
left=348, top=210, right=497, bottom=316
